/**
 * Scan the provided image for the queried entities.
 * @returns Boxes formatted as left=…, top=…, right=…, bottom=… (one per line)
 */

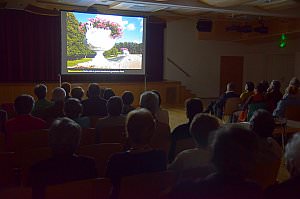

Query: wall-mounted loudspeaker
left=196, top=19, right=213, bottom=32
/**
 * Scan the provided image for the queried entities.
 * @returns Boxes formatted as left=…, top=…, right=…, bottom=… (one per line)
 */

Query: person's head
left=34, top=84, right=47, bottom=100
left=211, top=125, right=258, bottom=176
left=87, top=83, right=100, bottom=98
left=285, top=133, right=300, bottom=177
left=122, top=91, right=134, bottom=106
left=126, top=108, right=155, bottom=146
left=152, top=90, right=162, bottom=106
left=245, top=81, right=254, bottom=92
left=71, top=87, right=84, bottom=101
left=289, top=77, right=300, bottom=89
left=14, top=95, right=35, bottom=115
left=190, top=113, right=220, bottom=149
left=64, top=98, right=83, bottom=119
left=286, top=85, right=299, bottom=96
left=107, top=96, right=123, bottom=116
left=49, top=117, right=81, bottom=156
left=103, top=88, right=115, bottom=100
left=255, top=82, right=264, bottom=94
left=270, top=80, right=281, bottom=92
left=249, top=109, right=275, bottom=138
left=226, top=82, right=235, bottom=92
left=52, top=87, right=66, bottom=102
left=185, top=98, right=203, bottom=121
left=260, top=80, right=269, bottom=93
left=61, top=82, right=71, bottom=96
left=139, top=91, right=159, bottom=116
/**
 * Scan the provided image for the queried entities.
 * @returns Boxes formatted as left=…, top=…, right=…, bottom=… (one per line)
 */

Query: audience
left=5, top=95, right=47, bottom=149
left=169, top=125, right=262, bottom=199
left=61, top=82, right=71, bottom=99
left=265, top=80, right=283, bottom=112
left=152, top=90, right=169, bottom=125
left=240, top=81, right=255, bottom=105
left=169, top=98, right=203, bottom=162
left=103, top=88, right=115, bottom=100
left=169, top=113, right=220, bottom=172
left=71, top=87, right=84, bottom=101
left=64, top=98, right=90, bottom=128
left=265, top=133, right=300, bottom=199
left=121, top=91, right=135, bottom=115
left=29, top=117, right=97, bottom=199
left=0, top=109, right=7, bottom=134
left=32, top=84, right=53, bottom=117
left=106, top=108, right=166, bottom=199
left=95, top=96, right=126, bottom=143
left=261, top=80, right=270, bottom=94
left=82, top=83, right=107, bottom=117
left=140, top=91, right=171, bottom=155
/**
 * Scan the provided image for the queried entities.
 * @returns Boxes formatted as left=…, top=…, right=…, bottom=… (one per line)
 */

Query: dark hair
left=246, top=81, right=255, bottom=92
left=71, top=87, right=84, bottom=101
left=271, top=80, right=281, bottom=91
left=107, top=96, right=123, bottom=116
left=255, top=83, right=265, bottom=93
left=185, top=98, right=203, bottom=120
left=87, top=83, right=100, bottom=98
left=64, top=98, right=83, bottom=119
left=152, top=90, right=161, bottom=106
left=103, top=88, right=115, bottom=100
left=122, top=91, right=134, bottom=105
left=289, top=77, right=300, bottom=88
left=212, top=125, right=258, bottom=176
left=34, top=84, right=47, bottom=99
left=14, top=95, right=35, bottom=114
left=260, top=80, right=269, bottom=92
left=250, top=109, right=275, bottom=138
left=61, top=82, right=71, bottom=95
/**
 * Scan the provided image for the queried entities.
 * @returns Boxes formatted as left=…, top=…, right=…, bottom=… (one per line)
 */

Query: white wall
left=164, top=18, right=300, bottom=98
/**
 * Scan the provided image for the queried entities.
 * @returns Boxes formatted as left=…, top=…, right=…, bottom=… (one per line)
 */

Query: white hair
left=52, top=87, right=66, bottom=102
left=139, top=91, right=159, bottom=115
left=285, top=133, right=300, bottom=171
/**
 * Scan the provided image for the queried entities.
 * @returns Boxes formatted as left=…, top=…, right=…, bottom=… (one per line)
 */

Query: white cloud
left=140, top=27, right=143, bottom=32
left=95, top=14, right=128, bottom=28
left=133, top=39, right=142, bottom=44
left=126, top=23, right=136, bottom=31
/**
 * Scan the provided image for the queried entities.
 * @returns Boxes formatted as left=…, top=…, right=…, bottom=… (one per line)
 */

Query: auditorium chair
left=0, top=133, right=5, bottom=152
left=45, top=178, right=111, bottom=199
left=174, top=138, right=195, bottom=157
left=1, top=103, right=16, bottom=119
left=89, top=116, right=103, bottom=128
left=0, top=187, right=31, bottom=199
left=284, top=105, right=300, bottom=122
left=222, top=97, right=240, bottom=123
left=0, top=152, right=19, bottom=189
left=80, top=128, right=96, bottom=146
left=78, top=143, right=124, bottom=177
left=95, top=126, right=126, bottom=144
left=118, top=171, right=178, bottom=199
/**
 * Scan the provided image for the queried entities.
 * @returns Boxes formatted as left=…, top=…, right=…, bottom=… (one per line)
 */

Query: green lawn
left=67, top=58, right=92, bottom=67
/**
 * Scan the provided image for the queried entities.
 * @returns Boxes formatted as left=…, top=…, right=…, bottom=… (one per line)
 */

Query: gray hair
left=139, top=91, right=159, bottom=115
left=52, top=87, right=66, bottom=102
left=285, top=133, right=300, bottom=173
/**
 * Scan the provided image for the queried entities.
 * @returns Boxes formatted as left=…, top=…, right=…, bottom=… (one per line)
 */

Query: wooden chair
left=45, top=178, right=111, bottom=199
left=80, top=128, right=96, bottom=146
left=96, top=126, right=126, bottom=144
left=0, top=152, right=18, bottom=189
left=223, top=98, right=240, bottom=122
left=78, top=143, right=123, bottom=177
left=0, top=187, right=31, bottom=199
left=284, top=105, right=300, bottom=121
left=119, top=171, right=178, bottom=199
left=174, top=138, right=195, bottom=157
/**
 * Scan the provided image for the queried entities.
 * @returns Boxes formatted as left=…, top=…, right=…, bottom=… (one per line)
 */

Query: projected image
left=66, top=12, right=144, bottom=72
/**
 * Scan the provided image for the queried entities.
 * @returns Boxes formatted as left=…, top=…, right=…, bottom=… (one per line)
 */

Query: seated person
left=265, top=80, right=283, bottom=112
left=71, top=87, right=84, bottom=102
left=169, top=125, right=262, bottom=199
left=168, top=113, right=220, bottom=171
left=140, top=91, right=171, bottom=156
left=0, top=109, right=7, bottom=134
left=5, top=95, right=47, bottom=150
left=169, top=98, right=203, bottom=162
left=82, top=83, right=107, bottom=117
left=61, top=82, right=71, bottom=99
left=240, top=81, right=255, bottom=105
left=29, top=117, right=97, bottom=199
left=106, top=108, right=167, bottom=199
left=64, top=98, right=90, bottom=128
left=42, top=87, right=66, bottom=124
left=261, top=80, right=269, bottom=94
left=265, top=133, right=300, bottom=199
left=95, top=96, right=126, bottom=143
left=103, top=88, right=115, bottom=100
left=121, top=91, right=135, bottom=115
left=32, top=84, right=53, bottom=118
left=152, top=90, right=169, bottom=125
left=205, top=82, right=239, bottom=118
left=273, top=77, right=300, bottom=118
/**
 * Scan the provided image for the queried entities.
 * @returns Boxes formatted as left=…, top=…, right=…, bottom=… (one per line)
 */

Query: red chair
left=0, top=187, right=31, bottom=199
left=0, top=152, right=18, bottom=189
left=80, top=128, right=96, bottom=146
left=96, top=126, right=126, bottom=144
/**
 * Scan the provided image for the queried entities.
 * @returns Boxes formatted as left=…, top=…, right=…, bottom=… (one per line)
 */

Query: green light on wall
left=279, top=33, right=287, bottom=48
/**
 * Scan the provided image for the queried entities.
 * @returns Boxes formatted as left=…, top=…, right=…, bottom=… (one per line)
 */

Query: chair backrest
left=223, top=97, right=240, bottom=116
left=0, top=187, right=31, bottom=199
left=119, top=171, right=178, bottom=199
left=284, top=105, right=300, bottom=121
left=89, top=116, right=102, bottom=128
left=78, top=143, right=123, bottom=177
left=0, top=152, right=18, bottom=189
left=45, top=178, right=111, bottom=199
left=150, top=122, right=171, bottom=156
left=96, top=126, right=126, bottom=144
left=1, top=103, right=16, bottom=119
left=20, top=147, right=52, bottom=186
left=174, top=138, right=195, bottom=157
left=80, top=128, right=96, bottom=146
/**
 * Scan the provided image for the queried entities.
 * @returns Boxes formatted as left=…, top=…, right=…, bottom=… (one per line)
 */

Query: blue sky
left=72, top=12, right=144, bottom=43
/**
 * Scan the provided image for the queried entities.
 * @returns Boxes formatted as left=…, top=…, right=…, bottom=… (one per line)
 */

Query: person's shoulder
left=173, top=123, right=189, bottom=133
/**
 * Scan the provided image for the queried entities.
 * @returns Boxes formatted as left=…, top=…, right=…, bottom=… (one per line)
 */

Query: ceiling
left=1, top=0, right=300, bottom=19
